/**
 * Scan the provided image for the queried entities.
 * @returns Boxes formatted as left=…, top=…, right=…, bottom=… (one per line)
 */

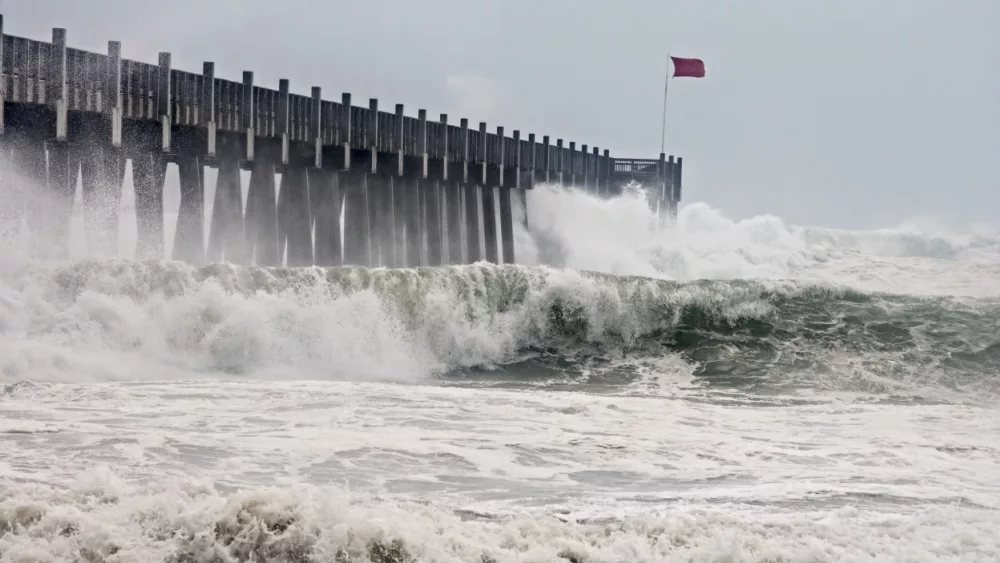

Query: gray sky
left=6, top=0, right=999, bottom=230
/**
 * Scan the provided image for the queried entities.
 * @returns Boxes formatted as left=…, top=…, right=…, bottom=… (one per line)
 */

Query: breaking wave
left=520, top=185, right=1000, bottom=297
left=2, top=182, right=1000, bottom=562
left=0, top=259, right=997, bottom=399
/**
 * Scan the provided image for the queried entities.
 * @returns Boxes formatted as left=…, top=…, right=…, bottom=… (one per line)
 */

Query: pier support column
left=44, top=142, right=78, bottom=258
left=517, top=189, right=528, bottom=229
left=308, top=167, right=341, bottom=267
left=399, top=178, right=424, bottom=268
left=132, top=151, right=167, bottom=260
left=402, top=178, right=422, bottom=267
left=648, top=155, right=666, bottom=229
left=277, top=164, right=312, bottom=266
left=464, top=184, right=481, bottom=262
left=0, top=140, right=19, bottom=244
left=392, top=176, right=409, bottom=267
left=498, top=187, right=515, bottom=264
left=671, top=157, right=683, bottom=220
left=590, top=147, right=600, bottom=198
left=444, top=181, right=463, bottom=264
left=341, top=170, right=370, bottom=267
left=17, top=137, right=48, bottom=254
left=369, top=174, right=395, bottom=267
left=80, top=144, right=125, bottom=257
left=567, top=142, right=577, bottom=187
left=245, top=159, right=279, bottom=266
left=425, top=181, right=443, bottom=266
left=554, top=139, right=565, bottom=187
left=602, top=149, right=611, bottom=198
left=105, top=151, right=126, bottom=249
left=481, top=185, right=498, bottom=263
left=541, top=136, right=552, bottom=186
left=172, top=156, right=205, bottom=263
left=656, top=155, right=673, bottom=230
left=207, top=157, right=246, bottom=264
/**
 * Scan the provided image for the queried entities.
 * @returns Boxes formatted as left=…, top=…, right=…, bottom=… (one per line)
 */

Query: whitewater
left=1, top=182, right=999, bottom=562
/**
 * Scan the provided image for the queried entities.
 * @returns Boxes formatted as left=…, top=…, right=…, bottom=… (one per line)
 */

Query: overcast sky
left=5, top=0, right=998, bottom=230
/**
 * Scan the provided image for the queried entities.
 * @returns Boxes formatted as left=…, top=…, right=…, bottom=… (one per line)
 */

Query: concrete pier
left=0, top=16, right=684, bottom=267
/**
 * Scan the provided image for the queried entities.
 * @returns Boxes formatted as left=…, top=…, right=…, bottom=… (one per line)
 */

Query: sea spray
left=1, top=259, right=997, bottom=398
left=520, top=184, right=1000, bottom=297
left=1, top=186, right=999, bottom=561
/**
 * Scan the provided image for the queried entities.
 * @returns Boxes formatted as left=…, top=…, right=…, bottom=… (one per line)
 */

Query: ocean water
left=1, top=182, right=999, bottom=562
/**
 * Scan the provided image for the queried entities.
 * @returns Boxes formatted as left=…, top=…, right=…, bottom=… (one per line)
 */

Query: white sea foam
left=8, top=175, right=996, bottom=297
left=2, top=475, right=997, bottom=562
left=2, top=256, right=993, bottom=401
left=0, top=183, right=995, bottom=402
left=2, top=180, right=999, bottom=561
left=518, top=184, right=1000, bottom=297
left=1, top=380, right=998, bottom=561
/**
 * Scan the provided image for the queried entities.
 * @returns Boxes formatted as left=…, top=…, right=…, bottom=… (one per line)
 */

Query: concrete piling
left=342, top=171, right=370, bottom=267
left=425, top=180, right=443, bottom=266
left=366, top=98, right=395, bottom=268
left=132, top=150, right=167, bottom=260
left=245, top=158, right=279, bottom=266
left=402, top=176, right=422, bottom=267
left=388, top=103, right=407, bottom=268
left=278, top=161, right=312, bottom=266
left=80, top=144, right=126, bottom=257
left=438, top=114, right=463, bottom=265
left=460, top=119, right=480, bottom=263
left=173, top=156, right=205, bottom=263
left=476, top=123, right=497, bottom=264
left=208, top=148, right=245, bottom=264
left=369, top=174, right=395, bottom=267
left=672, top=157, right=683, bottom=218
left=308, top=167, right=340, bottom=267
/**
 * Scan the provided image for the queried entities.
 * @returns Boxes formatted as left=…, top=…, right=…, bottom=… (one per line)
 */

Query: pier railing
left=0, top=17, right=682, bottom=195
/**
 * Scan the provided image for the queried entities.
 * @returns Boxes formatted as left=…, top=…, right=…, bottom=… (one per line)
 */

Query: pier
left=0, top=16, right=684, bottom=267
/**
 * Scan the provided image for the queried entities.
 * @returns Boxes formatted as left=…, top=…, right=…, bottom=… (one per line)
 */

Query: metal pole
left=660, top=54, right=671, bottom=154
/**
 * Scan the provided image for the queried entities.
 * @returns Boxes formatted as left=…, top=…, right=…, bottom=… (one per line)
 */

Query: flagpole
left=660, top=54, right=671, bottom=154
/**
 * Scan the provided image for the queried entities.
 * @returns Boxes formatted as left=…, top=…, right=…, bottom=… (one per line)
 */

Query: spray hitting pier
left=0, top=17, right=684, bottom=267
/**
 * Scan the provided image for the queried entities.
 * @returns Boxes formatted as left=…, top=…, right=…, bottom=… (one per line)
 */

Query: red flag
left=671, top=56, right=705, bottom=78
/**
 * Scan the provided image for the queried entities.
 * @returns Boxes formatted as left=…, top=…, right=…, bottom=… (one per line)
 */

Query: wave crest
left=1, top=260, right=997, bottom=398
left=520, top=186, right=1000, bottom=297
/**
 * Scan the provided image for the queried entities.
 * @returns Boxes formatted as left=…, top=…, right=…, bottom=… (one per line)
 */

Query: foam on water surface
left=2, top=476, right=998, bottom=562
left=1, top=182, right=999, bottom=561
left=2, top=380, right=999, bottom=562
